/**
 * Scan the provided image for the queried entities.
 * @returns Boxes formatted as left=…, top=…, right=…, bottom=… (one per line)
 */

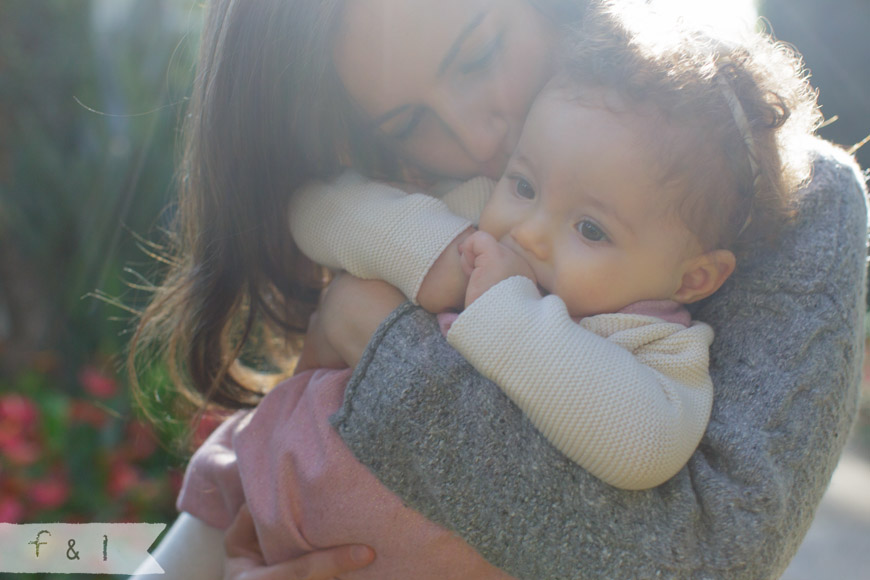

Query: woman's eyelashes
left=389, top=31, right=504, bottom=142
left=460, top=30, right=504, bottom=75
left=391, top=107, right=426, bottom=141
left=576, top=219, right=609, bottom=243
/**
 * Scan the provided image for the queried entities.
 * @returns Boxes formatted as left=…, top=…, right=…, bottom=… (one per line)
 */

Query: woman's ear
left=672, top=249, right=736, bottom=304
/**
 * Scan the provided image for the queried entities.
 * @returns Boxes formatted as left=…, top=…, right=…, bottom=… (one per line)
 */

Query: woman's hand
left=295, top=309, right=349, bottom=373
left=298, top=274, right=405, bottom=372
left=223, top=504, right=375, bottom=580
left=459, top=231, right=536, bottom=307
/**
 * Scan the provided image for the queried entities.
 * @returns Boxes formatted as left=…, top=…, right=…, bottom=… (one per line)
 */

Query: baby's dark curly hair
left=560, top=0, right=822, bottom=256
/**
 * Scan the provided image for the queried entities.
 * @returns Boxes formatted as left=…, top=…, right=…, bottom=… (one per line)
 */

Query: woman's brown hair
left=130, top=0, right=356, bottom=423
left=130, top=0, right=591, bottom=429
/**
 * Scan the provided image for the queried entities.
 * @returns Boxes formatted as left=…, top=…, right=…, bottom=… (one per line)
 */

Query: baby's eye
left=514, top=177, right=535, bottom=200
left=577, top=220, right=608, bottom=242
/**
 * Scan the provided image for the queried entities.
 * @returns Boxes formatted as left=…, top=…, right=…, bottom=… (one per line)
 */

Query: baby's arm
left=289, top=172, right=494, bottom=312
left=446, top=275, right=714, bottom=490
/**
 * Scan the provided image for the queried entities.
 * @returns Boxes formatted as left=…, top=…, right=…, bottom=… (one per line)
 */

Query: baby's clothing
left=290, top=172, right=714, bottom=489
left=177, top=368, right=515, bottom=580
left=289, top=171, right=492, bottom=301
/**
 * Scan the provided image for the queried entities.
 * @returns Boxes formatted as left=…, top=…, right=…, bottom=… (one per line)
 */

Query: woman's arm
left=331, top=142, right=868, bottom=579
left=130, top=511, right=376, bottom=580
left=130, top=513, right=225, bottom=580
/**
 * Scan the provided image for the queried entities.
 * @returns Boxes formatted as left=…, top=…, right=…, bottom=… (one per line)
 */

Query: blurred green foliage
left=0, top=1, right=203, bottom=576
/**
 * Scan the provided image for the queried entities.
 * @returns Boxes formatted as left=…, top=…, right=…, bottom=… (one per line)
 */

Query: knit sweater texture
left=330, top=141, right=868, bottom=580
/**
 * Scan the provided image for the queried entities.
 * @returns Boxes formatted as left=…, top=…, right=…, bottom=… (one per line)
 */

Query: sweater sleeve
left=445, top=276, right=713, bottom=490
left=331, top=141, right=867, bottom=580
left=289, top=171, right=492, bottom=301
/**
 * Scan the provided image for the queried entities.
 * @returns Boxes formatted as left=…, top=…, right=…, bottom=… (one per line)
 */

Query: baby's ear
left=672, top=249, right=736, bottom=304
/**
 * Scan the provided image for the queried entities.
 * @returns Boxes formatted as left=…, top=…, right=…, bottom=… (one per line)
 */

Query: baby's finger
left=458, top=242, right=476, bottom=276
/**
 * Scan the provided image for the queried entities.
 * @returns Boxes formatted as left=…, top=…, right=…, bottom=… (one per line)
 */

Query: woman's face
left=333, top=0, right=557, bottom=180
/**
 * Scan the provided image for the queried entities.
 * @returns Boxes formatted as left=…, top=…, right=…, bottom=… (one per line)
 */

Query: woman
left=132, top=0, right=867, bottom=578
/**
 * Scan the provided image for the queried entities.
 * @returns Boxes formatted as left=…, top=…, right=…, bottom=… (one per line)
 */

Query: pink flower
left=1, top=438, right=41, bottom=466
left=0, top=394, right=39, bottom=428
left=107, top=460, right=141, bottom=498
left=78, top=366, right=118, bottom=399
left=0, top=496, right=25, bottom=523
left=30, top=477, right=70, bottom=510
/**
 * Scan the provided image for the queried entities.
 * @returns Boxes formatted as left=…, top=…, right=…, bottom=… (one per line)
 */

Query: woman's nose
left=455, top=113, right=509, bottom=164
left=436, top=94, right=510, bottom=170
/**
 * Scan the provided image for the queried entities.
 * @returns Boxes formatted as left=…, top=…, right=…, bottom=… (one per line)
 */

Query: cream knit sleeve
left=289, top=171, right=494, bottom=302
left=446, top=276, right=714, bottom=490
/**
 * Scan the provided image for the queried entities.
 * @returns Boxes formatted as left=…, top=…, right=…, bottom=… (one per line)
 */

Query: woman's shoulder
left=802, top=137, right=867, bottom=207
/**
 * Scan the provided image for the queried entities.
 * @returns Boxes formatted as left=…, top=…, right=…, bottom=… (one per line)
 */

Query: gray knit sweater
left=332, top=141, right=868, bottom=580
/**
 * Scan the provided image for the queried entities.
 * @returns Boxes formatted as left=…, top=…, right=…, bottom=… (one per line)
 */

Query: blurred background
left=0, top=0, right=867, bottom=579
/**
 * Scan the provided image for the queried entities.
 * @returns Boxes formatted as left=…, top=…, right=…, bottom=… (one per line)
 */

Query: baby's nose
left=511, top=219, right=550, bottom=261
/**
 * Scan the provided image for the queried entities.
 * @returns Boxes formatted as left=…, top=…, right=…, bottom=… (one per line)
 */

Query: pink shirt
left=177, top=367, right=514, bottom=580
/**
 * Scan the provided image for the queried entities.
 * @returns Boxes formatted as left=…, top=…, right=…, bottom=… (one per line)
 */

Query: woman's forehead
left=334, top=0, right=496, bottom=119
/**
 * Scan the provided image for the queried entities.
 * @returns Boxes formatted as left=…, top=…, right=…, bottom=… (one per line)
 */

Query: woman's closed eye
left=460, top=30, right=504, bottom=75
left=576, top=219, right=609, bottom=243
left=389, top=31, right=504, bottom=142
left=390, top=107, right=427, bottom=142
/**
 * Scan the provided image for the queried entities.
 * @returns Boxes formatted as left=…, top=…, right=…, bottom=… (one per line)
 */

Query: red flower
left=1, top=438, right=41, bottom=466
left=0, top=394, right=39, bottom=428
left=0, top=496, right=24, bottom=523
left=78, top=366, right=118, bottom=399
left=30, top=477, right=70, bottom=510
left=107, top=459, right=141, bottom=498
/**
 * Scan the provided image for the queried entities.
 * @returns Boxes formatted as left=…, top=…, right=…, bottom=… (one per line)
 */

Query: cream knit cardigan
left=289, top=172, right=713, bottom=490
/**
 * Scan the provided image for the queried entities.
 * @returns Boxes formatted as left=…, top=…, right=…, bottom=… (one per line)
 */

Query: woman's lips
left=479, top=155, right=508, bottom=180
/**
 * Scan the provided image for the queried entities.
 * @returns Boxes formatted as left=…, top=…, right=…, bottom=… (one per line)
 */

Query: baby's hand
left=458, top=231, right=536, bottom=307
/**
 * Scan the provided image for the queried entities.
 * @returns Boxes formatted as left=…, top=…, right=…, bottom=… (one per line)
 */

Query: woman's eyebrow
left=437, top=10, right=487, bottom=76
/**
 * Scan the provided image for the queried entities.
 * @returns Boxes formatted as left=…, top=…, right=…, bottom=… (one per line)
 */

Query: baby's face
left=479, top=85, right=704, bottom=318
